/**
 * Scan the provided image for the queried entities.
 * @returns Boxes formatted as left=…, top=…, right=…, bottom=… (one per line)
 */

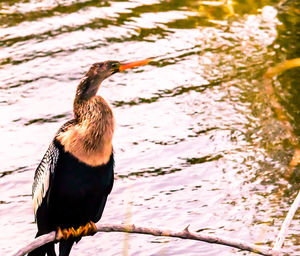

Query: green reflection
left=268, top=1, right=300, bottom=187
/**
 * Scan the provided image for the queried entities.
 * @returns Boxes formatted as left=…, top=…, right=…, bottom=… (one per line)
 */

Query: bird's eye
left=111, top=63, right=118, bottom=68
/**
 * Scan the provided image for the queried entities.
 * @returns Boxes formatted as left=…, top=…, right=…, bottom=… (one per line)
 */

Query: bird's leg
left=56, top=221, right=97, bottom=240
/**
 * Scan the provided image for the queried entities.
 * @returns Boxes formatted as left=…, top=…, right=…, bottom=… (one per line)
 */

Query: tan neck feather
left=57, top=97, right=114, bottom=167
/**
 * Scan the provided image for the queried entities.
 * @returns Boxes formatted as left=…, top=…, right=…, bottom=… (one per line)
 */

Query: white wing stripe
left=32, top=142, right=59, bottom=217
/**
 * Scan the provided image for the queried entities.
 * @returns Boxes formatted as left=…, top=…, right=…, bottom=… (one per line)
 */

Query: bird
left=28, top=59, right=151, bottom=256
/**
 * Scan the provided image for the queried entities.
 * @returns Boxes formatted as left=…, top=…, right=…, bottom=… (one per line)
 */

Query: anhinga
left=28, top=59, right=151, bottom=256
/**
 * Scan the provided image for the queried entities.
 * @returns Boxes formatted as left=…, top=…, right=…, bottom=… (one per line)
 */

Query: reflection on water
left=0, top=0, right=299, bottom=255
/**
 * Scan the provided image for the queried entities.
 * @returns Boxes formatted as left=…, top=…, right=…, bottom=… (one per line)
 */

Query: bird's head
left=75, top=59, right=151, bottom=101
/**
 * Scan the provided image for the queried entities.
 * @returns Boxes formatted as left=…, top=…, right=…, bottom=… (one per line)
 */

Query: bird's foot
left=56, top=221, right=97, bottom=240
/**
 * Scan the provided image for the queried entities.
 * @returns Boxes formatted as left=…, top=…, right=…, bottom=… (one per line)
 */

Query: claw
left=56, top=227, right=64, bottom=240
left=56, top=221, right=97, bottom=240
left=86, top=221, right=97, bottom=236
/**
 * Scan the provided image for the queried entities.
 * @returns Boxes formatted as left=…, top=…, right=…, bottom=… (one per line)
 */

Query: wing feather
left=32, top=142, right=59, bottom=218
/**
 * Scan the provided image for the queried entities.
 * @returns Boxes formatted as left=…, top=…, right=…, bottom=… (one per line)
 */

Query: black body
left=28, top=134, right=114, bottom=256
left=48, top=139, right=114, bottom=230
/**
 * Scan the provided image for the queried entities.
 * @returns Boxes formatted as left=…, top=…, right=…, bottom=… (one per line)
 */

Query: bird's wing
left=32, top=141, right=60, bottom=218
left=94, top=153, right=115, bottom=222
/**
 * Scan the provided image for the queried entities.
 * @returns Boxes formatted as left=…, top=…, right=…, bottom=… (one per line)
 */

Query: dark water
left=1, top=0, right=299, bottom=255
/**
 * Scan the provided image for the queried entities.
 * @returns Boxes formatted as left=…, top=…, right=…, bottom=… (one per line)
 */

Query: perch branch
left=12, top=223, right=279, bottom=256
left=12, top=231, right=56, bottom=256
left=273, top=190, right=300, bottom=251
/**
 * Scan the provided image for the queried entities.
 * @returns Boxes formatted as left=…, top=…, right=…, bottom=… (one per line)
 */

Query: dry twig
left=12, top=223, right=279, bottom=256
left=273, top=190, right=300, bottom=251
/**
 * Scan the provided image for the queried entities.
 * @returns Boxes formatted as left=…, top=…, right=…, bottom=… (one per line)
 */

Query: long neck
left=74, top=77, right=99, bottom=121
left=57, top=95, right=115, bottom=166
left=73, top=95, right=113, bottom=126
left=74, top=94, right=115, bottom=137
left=74, top=74, right=102, bottom=103
left=73, top=97, right=87, bottom=122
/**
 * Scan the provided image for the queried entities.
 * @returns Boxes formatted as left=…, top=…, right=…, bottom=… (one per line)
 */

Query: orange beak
left=119, top=59, right=153, bottom=71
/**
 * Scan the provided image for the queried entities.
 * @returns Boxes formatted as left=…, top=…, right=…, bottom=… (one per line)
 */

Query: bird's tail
left=27, top=232, right=56, bottom=256
left=59, top=239, right=75, bottom=256
left=27, top=242, right=56, bottom=256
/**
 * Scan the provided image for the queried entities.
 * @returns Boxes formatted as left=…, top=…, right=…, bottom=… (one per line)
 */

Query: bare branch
left=12, top=231, right=56, bottom=256
left=11, top=223, right=280, bottom=256
left=274, top=190, right=300, bottom=251
left=96, top=224, right=279, bottom=256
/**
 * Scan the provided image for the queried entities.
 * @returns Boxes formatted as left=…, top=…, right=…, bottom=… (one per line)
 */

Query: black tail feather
left=27, top=241, right=56, bottom=256
left=59, top=240, right=75, bottom=256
